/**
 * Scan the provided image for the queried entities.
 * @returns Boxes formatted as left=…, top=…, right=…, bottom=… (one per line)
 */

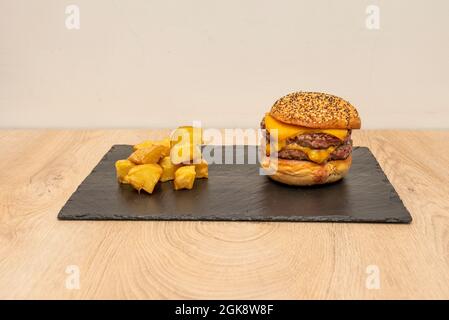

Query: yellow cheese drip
left=284, top=144, right=336, bottom=164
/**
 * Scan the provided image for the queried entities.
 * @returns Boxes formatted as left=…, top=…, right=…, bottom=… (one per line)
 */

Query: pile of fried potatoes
left=115, top=126, right=208, bottom=194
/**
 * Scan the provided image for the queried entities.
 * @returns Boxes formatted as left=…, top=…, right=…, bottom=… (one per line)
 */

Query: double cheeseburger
left=260, top=92, right=361, bottom=186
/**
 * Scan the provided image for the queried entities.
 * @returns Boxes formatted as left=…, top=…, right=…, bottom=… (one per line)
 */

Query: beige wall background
left=0, top=0, right=448, bottom=129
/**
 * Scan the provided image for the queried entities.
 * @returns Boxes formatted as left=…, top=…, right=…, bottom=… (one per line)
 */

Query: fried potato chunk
left=170, top=126, right=203, bottom=147
left=126, top=164, right=162, bottom=194
left=170, top=143, right=202, bottom=164
left=194, top=159, right=208, bottom=179
left=133, top=140, right=153, bottom=151
left=128, top=144, right=169, bottom=164
left=157, top=137, right=171, bottom=150
left=159, top=156, right=180, bottom=182
left=115, top=159, right=136, bottom=183
left=133, top=137, right=170, bottom=151
left=174, top=165, right=196, bottom=190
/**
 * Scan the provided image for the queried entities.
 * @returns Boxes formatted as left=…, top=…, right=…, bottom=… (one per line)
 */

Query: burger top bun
left=269, top=92, right=361, bottom=130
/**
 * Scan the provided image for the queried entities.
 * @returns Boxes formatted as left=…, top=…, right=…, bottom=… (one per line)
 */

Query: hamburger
left=260, top=92, right=361, bottom=186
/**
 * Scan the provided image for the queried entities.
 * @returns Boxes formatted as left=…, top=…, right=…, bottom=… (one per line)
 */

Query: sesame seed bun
left=261, top=155, right=352, bottom=186
left=269, top=92, right=361, bottom=129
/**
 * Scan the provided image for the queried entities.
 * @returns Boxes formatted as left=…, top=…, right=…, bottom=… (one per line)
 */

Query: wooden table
left=0, top=130, right=448, bottom=299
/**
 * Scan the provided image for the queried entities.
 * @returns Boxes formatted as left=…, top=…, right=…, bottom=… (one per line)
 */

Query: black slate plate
left=58, top=145, right=412, bottom=223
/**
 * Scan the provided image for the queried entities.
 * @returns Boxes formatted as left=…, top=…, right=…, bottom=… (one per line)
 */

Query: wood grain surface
left=0, top=129, right=448, bottom=299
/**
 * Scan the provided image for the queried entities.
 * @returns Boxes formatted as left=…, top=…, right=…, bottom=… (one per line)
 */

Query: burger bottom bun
left=261, top=155, right=352, bottom=186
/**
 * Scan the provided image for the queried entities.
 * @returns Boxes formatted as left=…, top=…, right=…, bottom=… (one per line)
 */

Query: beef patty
left=261, top=117, right=352, bottom=161
left=277, top=141, right=352, bottom=161
left=287, top=132, right=349, bottom=149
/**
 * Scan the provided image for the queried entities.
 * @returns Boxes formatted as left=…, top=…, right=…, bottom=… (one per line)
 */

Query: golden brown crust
left=269, top=92, right=361, bottom=129
left=261, top=155, right=352, bottom=186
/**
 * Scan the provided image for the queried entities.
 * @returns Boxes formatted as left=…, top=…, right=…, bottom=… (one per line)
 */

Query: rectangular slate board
left=57, top=145, right=412, bottom=223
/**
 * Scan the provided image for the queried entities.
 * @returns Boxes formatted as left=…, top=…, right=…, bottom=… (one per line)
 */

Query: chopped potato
left=174, top=165, right=196, bottom=190
left=158, top=137, right=171, bottom=150
left=133, top=137, right=170, bottom=151
left=159, top=156, right=180, bottom=182
left=128, top=145, right=169, bottom=164
left=170, top=143, right=202, bottom=164
left=194, top=159, right=208, bottom=179
left=117, top=128, right=207, bottom=193
left=170, top=126, right=203, bottom=147
left=133, top=140, right=153, bottom=151
left=126, top=164, right=162, bottom=194
left=115, top=159, right=136, bottom=183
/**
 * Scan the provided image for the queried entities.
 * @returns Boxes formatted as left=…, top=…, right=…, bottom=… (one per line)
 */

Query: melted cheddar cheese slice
left=264, top=114, right=347, bottom=163
left=264, top=114, right=348, bottom=141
